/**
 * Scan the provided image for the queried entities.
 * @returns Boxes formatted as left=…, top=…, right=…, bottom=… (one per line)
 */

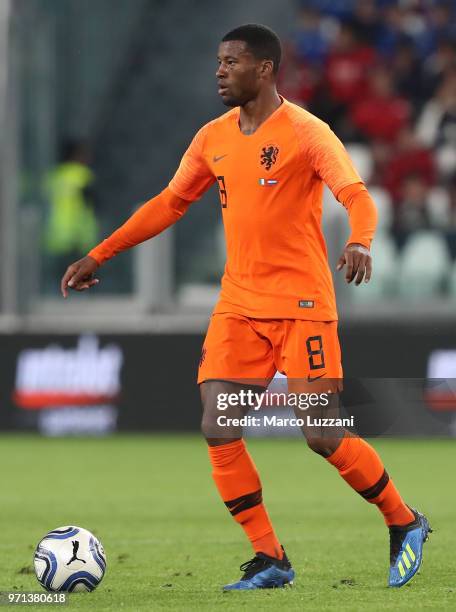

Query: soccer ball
left=34, top=526, right=106, bottom=592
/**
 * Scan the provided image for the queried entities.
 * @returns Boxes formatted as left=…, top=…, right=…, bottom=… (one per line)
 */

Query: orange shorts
left=197, top=312, right=343, bottom=390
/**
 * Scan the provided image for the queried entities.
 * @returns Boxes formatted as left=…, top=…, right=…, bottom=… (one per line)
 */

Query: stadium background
left=0, top=1, right=455, bottom=609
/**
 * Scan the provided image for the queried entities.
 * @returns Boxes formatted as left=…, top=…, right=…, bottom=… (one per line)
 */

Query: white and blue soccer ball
left=34, top=526, right=106, bottom=592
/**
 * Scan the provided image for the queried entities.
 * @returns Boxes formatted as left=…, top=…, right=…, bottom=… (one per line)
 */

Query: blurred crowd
left=279, top=0, right=456, bottom=298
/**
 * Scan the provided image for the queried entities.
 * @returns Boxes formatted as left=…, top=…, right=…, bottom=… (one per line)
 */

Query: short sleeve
left=302, top=119, right=363, bottom=198
left=168, top=125, right=215, bottom=201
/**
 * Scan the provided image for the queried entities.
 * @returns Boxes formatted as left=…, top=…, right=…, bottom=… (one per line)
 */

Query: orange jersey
left=169, top=99, right=363, bottom=321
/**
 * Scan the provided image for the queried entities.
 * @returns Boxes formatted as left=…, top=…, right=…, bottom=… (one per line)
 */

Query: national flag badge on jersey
left=259, top=178, right=279, bottom=186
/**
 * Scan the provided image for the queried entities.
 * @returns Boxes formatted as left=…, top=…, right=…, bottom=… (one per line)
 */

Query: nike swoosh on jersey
left=213, top=154, right=228, bottom=162
left=307, top=373, right=326, bottom=382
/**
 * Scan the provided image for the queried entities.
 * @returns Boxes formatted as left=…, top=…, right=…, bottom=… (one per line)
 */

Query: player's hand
left=336, top=243, right=372, bottom=285
left=61, top=256, right=100, bottom=298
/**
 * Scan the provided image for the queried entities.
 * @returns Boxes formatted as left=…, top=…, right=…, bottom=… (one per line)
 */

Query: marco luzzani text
left=216, top=390, right=354, bottom=428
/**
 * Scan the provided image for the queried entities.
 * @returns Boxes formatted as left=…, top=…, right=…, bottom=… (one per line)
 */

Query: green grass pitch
left=0, top=435, right=454, bottom=611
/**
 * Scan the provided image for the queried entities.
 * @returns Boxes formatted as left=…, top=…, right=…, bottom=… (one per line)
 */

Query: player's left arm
left=336, top=183, right=377, bottom=285
left=305, top=121, right=378, bottom=285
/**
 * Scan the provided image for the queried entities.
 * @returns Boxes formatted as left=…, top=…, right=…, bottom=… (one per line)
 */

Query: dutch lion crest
left=260, top=144, right=279, bottom=171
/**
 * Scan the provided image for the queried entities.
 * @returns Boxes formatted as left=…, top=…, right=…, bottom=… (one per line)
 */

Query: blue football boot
left=388, top=508, right=432, bottom=587
left=223, top=547, right=295, bottom=591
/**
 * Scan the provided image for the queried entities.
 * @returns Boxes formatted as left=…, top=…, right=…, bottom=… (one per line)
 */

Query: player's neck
left=238, top=88, right=282, bottom=135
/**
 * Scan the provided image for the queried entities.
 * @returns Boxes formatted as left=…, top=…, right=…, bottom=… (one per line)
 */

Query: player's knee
left=201, top=410, right=217, bottom=439
left=200, top=383, right=218, bottom=437
left=306, top=436, right=340, bottom=458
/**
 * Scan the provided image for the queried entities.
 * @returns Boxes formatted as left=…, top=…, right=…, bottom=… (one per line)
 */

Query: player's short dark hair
left=222, top=24, right=282, bottom=75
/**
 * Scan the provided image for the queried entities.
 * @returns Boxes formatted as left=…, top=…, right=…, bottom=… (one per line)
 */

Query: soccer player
left=61, top=24, right=431, bottom=591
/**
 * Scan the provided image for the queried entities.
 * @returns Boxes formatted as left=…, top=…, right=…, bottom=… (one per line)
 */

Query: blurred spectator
left=42, top=140, right=98, bottom=290
left=419, top=3, right=456, bottom=59
left=399, top=5, right=428, bottom=57
left=422, top=39, right=456, bottom=98
left=324, top=21, right=377, bottom=106
left=395, top=174, right=431, bottom=233
left=351, top=0, right=384, bottom=46
left=291, top=7, right=329, bottom=65
left=416, top=69, right=456, bottom=148
left=391, top=40, right=424, bottom=103
left=350, top=66, right=411, bottom=142
left=277, top=46, right=320, bottom=106
left=312, top=21, right=377, bottom=134
left=383, top=126, right=435, bottom=202
left=369, top=139, right=393, bottom=186
left=303, top=0, right=356, bottom=20
left=375, top=4, right=409, bottom=57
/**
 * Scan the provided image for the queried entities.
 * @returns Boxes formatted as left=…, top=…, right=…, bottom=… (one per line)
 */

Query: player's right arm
left=61, top=125, right=214, bottom=297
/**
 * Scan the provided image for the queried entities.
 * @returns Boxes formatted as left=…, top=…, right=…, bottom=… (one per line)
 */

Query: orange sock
left=326, top=435, right=415, bottom=527
left=208, top=439, right=283, bottom=559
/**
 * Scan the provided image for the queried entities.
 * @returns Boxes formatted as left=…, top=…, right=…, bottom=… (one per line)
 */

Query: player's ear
left=259, top=59, right=274, bottom=79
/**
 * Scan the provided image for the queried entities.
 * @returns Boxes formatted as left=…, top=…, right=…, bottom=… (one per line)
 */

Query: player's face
left=216, top=41, right=263, bottom=107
